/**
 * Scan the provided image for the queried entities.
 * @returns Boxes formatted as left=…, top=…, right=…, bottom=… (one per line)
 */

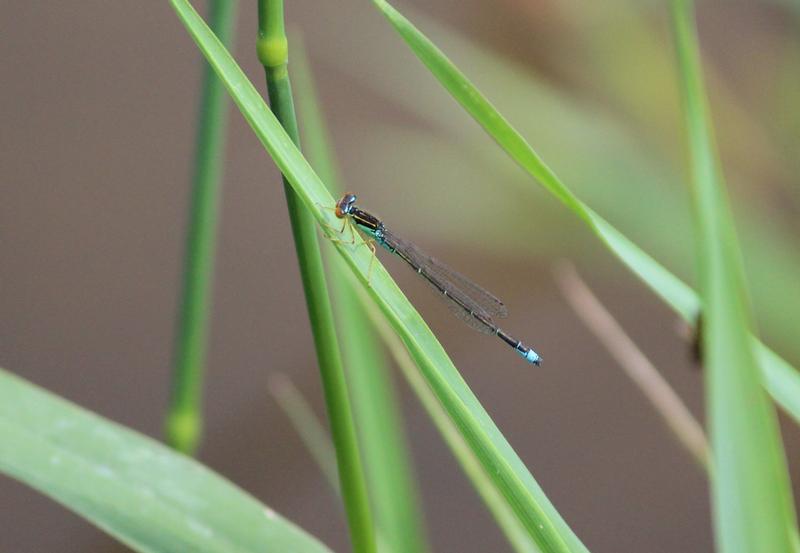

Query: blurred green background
left=1, top=1, right=798, bottom=551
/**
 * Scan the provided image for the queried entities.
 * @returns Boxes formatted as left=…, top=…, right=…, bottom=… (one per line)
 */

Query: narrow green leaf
left=353, top=283, right=542, bottom=553
left=168, top=2, right=586, bottom=551
left=370, top=0, right=800, bottom=427
left=670, top=2, right=797, bottom=551
left=0, top=369, right=331, bottom=553
left=351, top=11, right=800, bottom=361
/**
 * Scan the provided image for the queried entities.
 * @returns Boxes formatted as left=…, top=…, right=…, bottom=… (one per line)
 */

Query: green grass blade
left=257, top=3, right=376, bottom=552
left=353, top=283, right=541, bottom=553
left=371, top=1, right=589, bottom=224
left=337, top=8, right=800, bottom=361
left=670, top=2, right=797, bottom=551
left=0, top=369, right=331, bottom=553
left=291, top=37, right=430, bottom=553
left=370, top=0, right=800, bottom=426
left=166, top=0, right=238, bottom=455
left=168, top=2, right=587, bottom=551
left=329, top=258, right=432, bottom=553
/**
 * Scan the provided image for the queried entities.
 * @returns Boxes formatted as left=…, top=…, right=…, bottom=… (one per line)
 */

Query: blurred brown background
left=2, top=1, right=798, bottom=552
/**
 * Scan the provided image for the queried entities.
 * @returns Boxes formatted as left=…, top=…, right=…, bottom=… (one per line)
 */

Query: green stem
left=290, top=40, right=430, bottom=553
left=166, top=0, right=238, bottom=455
left=257, top=3, right=376, bottom=553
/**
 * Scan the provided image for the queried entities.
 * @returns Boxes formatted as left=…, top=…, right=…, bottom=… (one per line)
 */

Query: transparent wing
left=422, top=253, right=508, bottom=319
left=381, top=229, right=505, bottom=335
left=439, top=294, right=498, bottom=335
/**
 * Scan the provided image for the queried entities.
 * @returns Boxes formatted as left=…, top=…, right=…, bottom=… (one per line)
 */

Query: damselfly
left=333, top=193, right=541, bottom=366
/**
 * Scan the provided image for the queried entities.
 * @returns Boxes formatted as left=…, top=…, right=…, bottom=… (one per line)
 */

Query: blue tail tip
left=520, top=349, right=542, bottom=366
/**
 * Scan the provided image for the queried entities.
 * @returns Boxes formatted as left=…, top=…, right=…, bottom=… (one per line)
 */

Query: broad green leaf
left=169, top=1, right=587, bottom=551
left=670, top=2, right=797, bottom=551
left=0, top=369, right=331, bottom=553
left=370, top=0, right=800, bottom=427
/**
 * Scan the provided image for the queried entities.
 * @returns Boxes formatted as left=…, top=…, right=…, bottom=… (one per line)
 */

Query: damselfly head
left=335, top=193, right=358, bottom=218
